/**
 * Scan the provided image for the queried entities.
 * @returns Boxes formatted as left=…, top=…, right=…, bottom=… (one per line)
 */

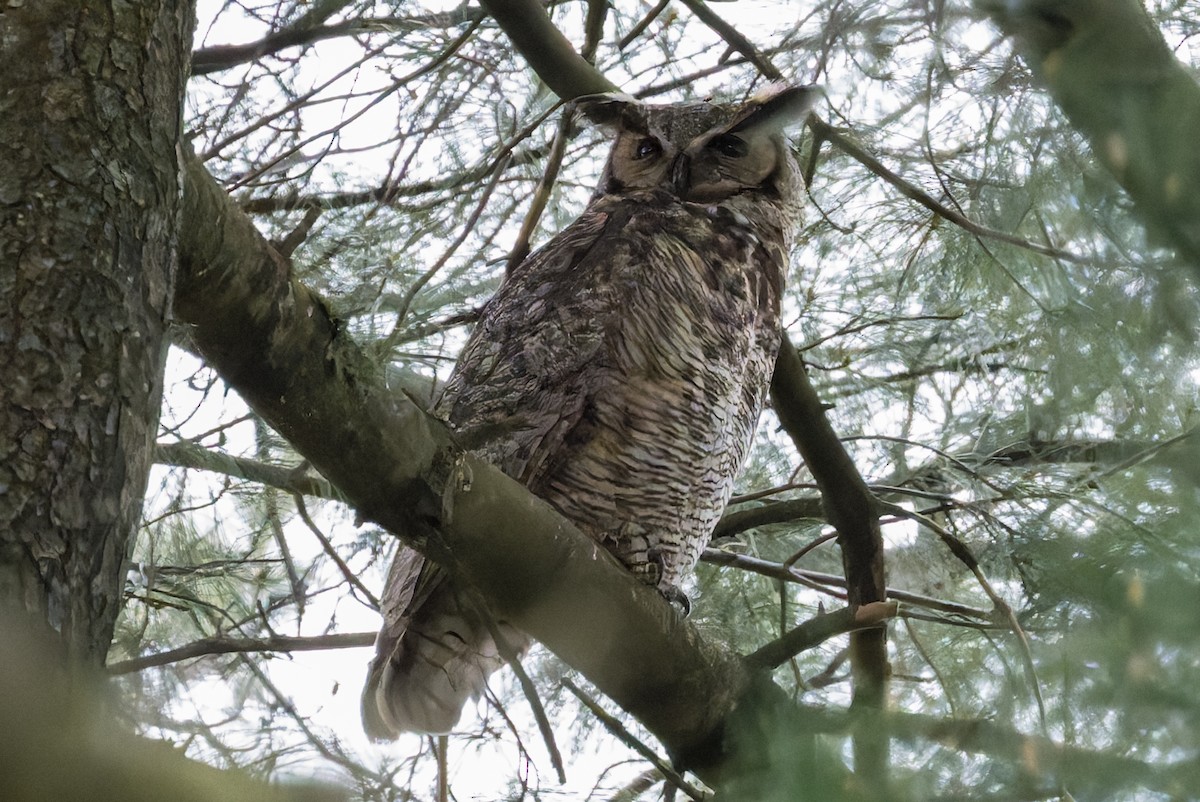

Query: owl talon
left=645, top=548, right=691, bottom=616
left=364, top=87, right=816, bottom=741
left=659, top=584, right=692, bottom=617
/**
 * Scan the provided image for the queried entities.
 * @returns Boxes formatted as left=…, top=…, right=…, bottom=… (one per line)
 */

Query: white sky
left=145, top=0, right=1194, bottom=797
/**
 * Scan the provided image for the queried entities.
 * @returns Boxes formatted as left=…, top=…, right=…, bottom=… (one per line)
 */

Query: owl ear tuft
left=728, top=84, right=822, bottom=135
left=574, top=92, right=644, bottom=131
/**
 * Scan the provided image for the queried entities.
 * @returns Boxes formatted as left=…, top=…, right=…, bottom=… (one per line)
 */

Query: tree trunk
left=0, top=0, right=195, bottom=666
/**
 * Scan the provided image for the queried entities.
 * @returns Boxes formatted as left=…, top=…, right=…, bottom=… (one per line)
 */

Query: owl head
left=578, top=84, right=819, bottom=205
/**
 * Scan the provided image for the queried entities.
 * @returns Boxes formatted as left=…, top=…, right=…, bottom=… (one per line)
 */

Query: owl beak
left=669, top=153, right=691, bottom=197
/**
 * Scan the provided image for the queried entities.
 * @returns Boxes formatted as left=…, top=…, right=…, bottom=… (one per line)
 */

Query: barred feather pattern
left=439, top=190, right=791, bottom=588
left=363, top=86, right=814, bottom=739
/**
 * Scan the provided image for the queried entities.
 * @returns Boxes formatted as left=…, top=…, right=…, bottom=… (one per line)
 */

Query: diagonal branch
left=981, top=0, right=1200, bottom=271
left=191, top=4, right=483, bottom=76
left=475, top=0, right=618, bottom=97
left=563, top=678, right=712, bottom=801
left=192, top=0, right=355, bottom=74
left=175, top=150, right=761, bottom=781
left=155, top=441, right=338, bottom=500
left=769, top=338, right=890, bottom=780
left=810, top=117, right=1089, bottom=264
left=675, top=0, right=783, bottom=81
left=744, top=602, right=898, bottom=671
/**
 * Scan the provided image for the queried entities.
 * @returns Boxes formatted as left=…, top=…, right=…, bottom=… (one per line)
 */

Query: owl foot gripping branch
left=362, top=86, right=818, bottom=738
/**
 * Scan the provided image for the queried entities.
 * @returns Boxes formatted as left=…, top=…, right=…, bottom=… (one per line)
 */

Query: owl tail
left=362, top=547, right=526, bottom=738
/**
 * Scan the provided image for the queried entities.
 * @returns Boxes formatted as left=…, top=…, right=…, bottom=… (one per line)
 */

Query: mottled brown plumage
left=363, top=85, right=818, bottom=738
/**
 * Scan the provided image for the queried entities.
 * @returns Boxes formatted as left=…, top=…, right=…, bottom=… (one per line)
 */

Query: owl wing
left=439, top=195, right=784, bottom=585
left=362, top=545, right=528, bottom=737
left=361, top=209, right=613, bottom=738
left=435, top=205, right=618, bottom=481
left=364, top=191, right=785, bottom=737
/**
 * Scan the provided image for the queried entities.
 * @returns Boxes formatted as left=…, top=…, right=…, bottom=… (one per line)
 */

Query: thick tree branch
left=175, top=152, right=763, bottom=783
left=982, top=0, right=1200, bottom=270
left=475, top=0, right=618, bottom=98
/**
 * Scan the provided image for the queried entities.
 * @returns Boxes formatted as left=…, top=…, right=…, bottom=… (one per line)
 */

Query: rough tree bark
left=0, top=4, right=346, bottom=800
left=0, top=0, right=193, bottom=665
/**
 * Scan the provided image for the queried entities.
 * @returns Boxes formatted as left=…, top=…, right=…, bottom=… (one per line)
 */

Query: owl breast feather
left=435, top=191, right=789, bottom=592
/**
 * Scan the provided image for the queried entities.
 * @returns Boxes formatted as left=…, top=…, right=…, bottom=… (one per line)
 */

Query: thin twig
left=384, top=151, right=513, bottom=344
left=675, top=0, right=783, bottom=80
left=562, top=679, right=712, bottom=801
left=618, top=0, right=671, bottom=50
left=484, top=619, right=568, bottom=784
left=436, top=736, right=449, bottom=802
left=702, top=548, right=994, bottom=622
left=811, top=117, right=1090, bottom=265
left=156, top=441, right=338, bottom=499
left=902, top=617, right=958, bottom=719
left=505, top=107, right=576, bottom=272
left=293, top=493, right=380, bottom=609
left=880, top=501, right=1048, bottom=732
left=106, top=631, right=375, bottom=674
left=257, top=418, right=307, bottom=613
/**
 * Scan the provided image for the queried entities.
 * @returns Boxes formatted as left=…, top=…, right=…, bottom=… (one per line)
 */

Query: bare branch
left=711, top=497, right=824, bottom=540
left=563, top=679, right=713, bottom=802
left=770, top=338, right=889, bottom=779
left=106, top=631, right=375, bottom=674
left=744, top=602, right=898, bottom=671
left=293, top=493, right=380, bottom=609
left=675, top=0, right=782, bottom=81
left=702, top=548, right=994, bottom=623
left=476, top=0, right=618, bottom=98
left=191, top=6, right=483, bottom=75
left=155, top=442, right=338, bottom=500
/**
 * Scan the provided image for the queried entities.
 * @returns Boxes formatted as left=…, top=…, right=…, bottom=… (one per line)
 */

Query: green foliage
left=108, top=0, right=1200, bottom=798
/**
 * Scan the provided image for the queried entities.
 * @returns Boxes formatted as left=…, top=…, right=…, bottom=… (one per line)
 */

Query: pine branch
left=982, top=0, right=1200, bottom=272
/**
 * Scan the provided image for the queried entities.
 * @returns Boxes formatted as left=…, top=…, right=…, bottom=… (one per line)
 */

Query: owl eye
left=634, top=137, right=662, bottom=160
left=708, top=134, right=749, bottom=158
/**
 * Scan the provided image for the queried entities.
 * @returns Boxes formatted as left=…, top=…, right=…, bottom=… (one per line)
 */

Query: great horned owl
left=362, top=85, right=818, bottom=738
